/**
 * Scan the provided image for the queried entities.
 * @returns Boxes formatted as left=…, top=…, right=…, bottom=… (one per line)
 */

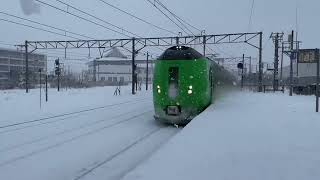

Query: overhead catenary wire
left=147, top=0, right=234, bottom=57
left=35, top=0, right=132, bottom=38
left=145, top=0, right=189, bottom=35
left=0, top=11, right=94, bottom=39
left=40, top=0, right=165, bottom=52
left=153, top=0, right=197, bottom=35
left=155, top=0, right=201, bottom=32
left=248, top=0, right=255, bottom=31
left=0, top=18, right=80, bottom=39
left=96, top=0, right=176, bottom=35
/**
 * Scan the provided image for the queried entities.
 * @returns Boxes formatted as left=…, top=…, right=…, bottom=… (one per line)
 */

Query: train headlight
left=157, top=85, right=161, bottom=94
left=188, top=90, right=193, bottom=94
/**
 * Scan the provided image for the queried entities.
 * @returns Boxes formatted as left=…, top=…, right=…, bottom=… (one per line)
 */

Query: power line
left=40, top=0, right=164, bottom=52
left=145, top=0, right=189, bottom=35
left=0, top=41, right=16, bottom=47
left=248, top=0, right=255, bottom=31
left=35, top=0, right=131, bottom=38
left=148, top=0, right=224, bottom=57
left=96, top=0, right=176, bottom=35
left=154, top=0, right=196, bottom=35
left=0, top=11, right=94, bottom=39
left=156, top=0, right=201, bottom=32
left=0, top=18, right=80, bottom=39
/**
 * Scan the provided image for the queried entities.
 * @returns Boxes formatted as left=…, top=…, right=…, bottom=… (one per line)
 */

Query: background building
left=282, top=62, right=320, bottom=86
left=87, top=47, right=153, bottom=86
left=0, top=48, right=47, bottom=89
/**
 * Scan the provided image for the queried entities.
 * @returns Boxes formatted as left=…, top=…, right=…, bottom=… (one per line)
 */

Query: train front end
left=153, top=46, right=212, bottom=125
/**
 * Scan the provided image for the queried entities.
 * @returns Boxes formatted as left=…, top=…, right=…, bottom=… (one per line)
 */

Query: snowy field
left=2, top=87, right=320, bottom=180
left=0, top=86, right=180, bottom=180
left=123, top=90, right=320, bottom=180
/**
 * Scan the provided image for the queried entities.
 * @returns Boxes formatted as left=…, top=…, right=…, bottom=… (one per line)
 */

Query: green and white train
left=153, top=46, right=235, bottom=125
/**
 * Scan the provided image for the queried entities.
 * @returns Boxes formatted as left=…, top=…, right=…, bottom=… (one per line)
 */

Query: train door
left=168, top=67, right=179, bottom=100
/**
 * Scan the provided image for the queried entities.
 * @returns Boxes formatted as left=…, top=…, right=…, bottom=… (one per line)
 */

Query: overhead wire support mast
left=270, top=32, right=284, bottom=92
left=20, top=32, right=263, bottom=94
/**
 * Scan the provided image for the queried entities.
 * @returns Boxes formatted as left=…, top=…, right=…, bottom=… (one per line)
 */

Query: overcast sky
left=0, top=0, right=319, bottom=71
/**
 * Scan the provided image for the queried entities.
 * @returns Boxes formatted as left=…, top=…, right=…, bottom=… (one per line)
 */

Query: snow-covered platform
left=123, top=90, right=320, bottom=180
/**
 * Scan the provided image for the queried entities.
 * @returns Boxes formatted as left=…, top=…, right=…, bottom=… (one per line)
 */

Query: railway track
left=0, top=98, right=149, bottom=135
left=0, top=97, right=149, bottom=130
left=0, top=96, right=180, bottom=180
left=73, top=127, right=162, bottom=180
left=0, top=110, right=153, bottom=167
left=0, top=108, right=152, bottom=153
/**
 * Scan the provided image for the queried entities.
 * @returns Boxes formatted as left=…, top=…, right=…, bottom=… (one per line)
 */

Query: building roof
left=102, top=47, right=127, bottom=59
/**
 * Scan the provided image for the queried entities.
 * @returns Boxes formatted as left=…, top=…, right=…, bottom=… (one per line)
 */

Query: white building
left=282, top=62, right=320, bottom=85
left=0, top=48, right=47, bottom=88
left=87, top=47, right=153, bottom=85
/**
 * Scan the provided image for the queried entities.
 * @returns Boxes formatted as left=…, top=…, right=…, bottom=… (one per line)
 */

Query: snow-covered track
left=73, top=127, right=162, bottom=180
left=0, top=108, right=152, bottom=153
left=0, top=110, right=152, bottom=167
left=0, top=97, right=149, bottom=130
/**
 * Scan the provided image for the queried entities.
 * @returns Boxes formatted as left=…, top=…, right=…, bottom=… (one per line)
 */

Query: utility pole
left=273, top=33, right=279, bottom=91
left=203, top=35, right=206, bottom=57
left=316, top=49, right=319, bottom=112
left=55, top=58, right=60, bottom=92
left=280, top=42, right=284, bottom=92
left=25, top=41, right=29, bottom=93
left=39, top=68, right=42, bottom=108
left=258, top=32, right=263, bottom=92
left=132, top=37, right=136, bottom=95
left=241, top=54, right=245, bottom=89
left=270, top=32, right=284, bottom=92
left=249, top=56, right=252, bottom=74
left=296, top=41, right=300, bottom=76
left=146, top=52, right=149, bottom=91
left=45, top=74, right=48, bottom=102
left=289, top=30, right=294, bottom=96
left=93, top=59, right=97, bottom=82
left=249, top=56, right=252, bottom=85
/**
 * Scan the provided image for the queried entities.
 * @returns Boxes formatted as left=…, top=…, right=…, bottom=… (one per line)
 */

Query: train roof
left=158, top=46, right=204, bottom=60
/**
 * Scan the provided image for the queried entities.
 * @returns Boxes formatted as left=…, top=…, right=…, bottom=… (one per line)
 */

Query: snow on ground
left=0, top=86, right=180, bottom=180
left=123, top=90, right=320, bottom=180
left=0, top=86, right=144, bottom=126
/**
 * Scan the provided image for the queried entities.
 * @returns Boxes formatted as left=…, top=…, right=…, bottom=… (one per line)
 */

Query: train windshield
left=158, top=46, right=204, bottom=60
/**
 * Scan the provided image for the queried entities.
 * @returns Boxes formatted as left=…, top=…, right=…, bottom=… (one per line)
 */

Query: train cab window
left=168, top=67, right=179, bottom=99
